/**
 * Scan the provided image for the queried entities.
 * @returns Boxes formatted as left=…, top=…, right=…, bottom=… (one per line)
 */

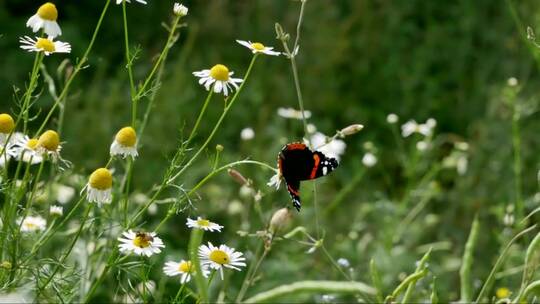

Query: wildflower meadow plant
left=1, top=1, right=539, bottom=303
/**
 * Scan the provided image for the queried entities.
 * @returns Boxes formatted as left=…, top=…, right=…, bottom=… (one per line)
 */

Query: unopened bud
left=339, top=124, right=364, bottom=136
left=228, top=169, right=247, bottom=185
left=216, top=144, right=224, bottom=152
left=269, top=208, right=292, bottom=233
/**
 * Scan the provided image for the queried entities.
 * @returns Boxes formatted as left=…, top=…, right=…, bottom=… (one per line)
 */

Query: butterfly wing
left=285, top=178, right=302, bottom=211
left=310, top=151, right=338, bottom=179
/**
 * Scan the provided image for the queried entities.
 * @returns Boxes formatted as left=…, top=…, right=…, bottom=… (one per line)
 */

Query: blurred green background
left=1, top=0, right=540, bottom=302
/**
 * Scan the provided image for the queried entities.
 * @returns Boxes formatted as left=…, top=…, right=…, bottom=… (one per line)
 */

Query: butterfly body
left=278, top=142, right=338, bottom=211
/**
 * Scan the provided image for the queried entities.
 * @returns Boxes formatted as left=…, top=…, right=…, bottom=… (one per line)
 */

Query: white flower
left=386, top=113, right=399, bottom=124
left=277, top=107, right=312, bottom=120
left=86, top=168, right=113, bottom=206
left=426, top=118, right=437, bottom=129
left=19, top=216, right=46, bottom=232
left=311, top=132, right=346, bottom=161
left=457, top=156, right=468, bottom=175
left=49, top=205, right=63, bottom=216
left=401, top=120, right=433, bottom=137
left=416, top=141, right=429, bottom=151
left=236, top=40, right=280, bottom=56
left=56, top=184, right=75, bottom=204
left=306, top=123, right=317, bottom=134
left=163, top=260, right=209, bottom=284
left=0, top=146, right=12, bottom=167
left=337, top=258, right=350, bottom=268
left=267, top=170, right=282, bottom=190
left=193, top=64, right=243, bottom=96
left=240, top=127, right=255, bottom=141
left=110, top=127, right=138, bottom=159
left=198, top=242, right=246, bottom=279
left=10, top=133, right=44, bottom=164
left=116, top=0, right=147, bottom=4
left=173, top=3, right=188, bottom=16
left=118, top=230, right=165, bottom=257
left=20, top=36, right=71, bottom=56
left=26, top=3, right=62, bottom=38
left=186, top=217, right=223, bottom=232
left=362, top=153, right=377, bottom=167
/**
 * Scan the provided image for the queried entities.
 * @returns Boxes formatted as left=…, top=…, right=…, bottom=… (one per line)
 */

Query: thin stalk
left=122, top=0, right=137, bottom=126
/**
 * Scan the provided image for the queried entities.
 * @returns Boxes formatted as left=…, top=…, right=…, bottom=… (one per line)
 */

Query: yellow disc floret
left=89, top=168, right=113, bottom=190
left=251, top=42, right=265, bottom=51
left=115, top=126, right=137, bottom=147
left=37, top=2, right=58, bottom=21
left=35, top=38, right=55, bottom=53
left=178, top=261, right=192, bottom=273
left=27, top=139, right=39, bottom=150
left=0, top=114, right=15, bottom=134
left=196, top=219, right=210, bottom=227
left=37, top=130, right=60, bottom=151
left=496, top=287, right=510, bottom=299
left=209, top=64, right=230, bottom=81
left=209, top=250, right=230, bottom=265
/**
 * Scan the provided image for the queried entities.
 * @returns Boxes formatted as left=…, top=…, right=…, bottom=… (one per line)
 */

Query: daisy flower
left=0, top=146, right=12, bottom=167
left=193, top=64, right=243, bottom=96
left=310, top=132, right=346, bottom=161
left=163, top=260, right=209, bottom=284
left=0, top=113, right=15, bottom=143
left=49, top=205, right=63, bottom=216
left=267, top=170, right=282, bottom=190
left=386, top=113, right=399, bottom=124
left=173, top=3, right=188, bottom=16
left=198, top=242, right=246, bottom=279
left=116, top=0, right=147, bottom=4
left=361, top=152, right=377, bottom=167
left=236, top=40, right=280, bottom=56
left=401, top=119, right=434, bottom=137
left=186, top=217, right=223, bottom=232
left=110, top=126, right=138, bottom=159
left=277, top=107, right=312, bottom=120
left=36, top=130, right=62, bottom=159
left=20, top=36, right=71, bottom=56
left=240, top=127, right=254, bottom=141
left=19, top=215, right=47, bottom=232
left=118, top=230, right=165, bottom=257
left=86, top=168, right=113, bottom=206
left=10, top=134, right=44, bottom=164
left=26, top=2, right=62, bottom=38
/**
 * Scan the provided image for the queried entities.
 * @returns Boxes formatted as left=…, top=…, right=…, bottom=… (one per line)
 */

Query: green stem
left=189, top=228, right=207, bottom=302
left=460, top=216, right=480, bottom=302
left=122, top=0, right=137, bottom=126
left=35, top=0, right=111, bottom=136
left=22, top=52, right=44, bottom=133
left=186, top=90, right=213, bottom=145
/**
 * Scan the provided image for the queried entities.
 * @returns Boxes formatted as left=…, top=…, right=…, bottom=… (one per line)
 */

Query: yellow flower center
left=496, top=287, right=510, bottom=299
left=24, top=222, right=38, bottom=230
left=115, top=126, right=137, bottom=147
left=89, top=168, right=113, bottom=190
left=209, top=64, right=229, bottom=81
left=27, top=139, right=39, bottom=150
left=0, top=114, right=15, bottom=134
left=196, top=219, right=210, bottom=227
left=251, top=42, right=265, bottom=51
left=178, top=261, right=192, bottom=273
left=133, top=235, right=151, bottom=248
left=209, top=250, right=230, bottom=265
left=37, top=130, right=60, bottom=151
left=35, top=38, right=55, bottom=53
left=37, top=2, right=58, bottom=21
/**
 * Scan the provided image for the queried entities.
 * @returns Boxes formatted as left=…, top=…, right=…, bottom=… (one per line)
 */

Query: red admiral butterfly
left=278, top=142, right=338, bottom=211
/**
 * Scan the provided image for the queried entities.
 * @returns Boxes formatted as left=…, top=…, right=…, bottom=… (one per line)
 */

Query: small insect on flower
left=26, top=2, right=62, bottom=38
left=110, top=126, right=138, bottom=159
left=173, top=3, right=188, bottom=16
left=118, top=230, right=165, bottom=257
left=198, top=242, right=246, bottom=279
left=193, top=64, right=243, bottom=96
left=10, top=134, right=44, bottom=164
left=236, top=40, right=280, bottom=56
left=116, top=0, right=147, bottom=5
left=19, top=36, right=71, bottom=56
left=86, top=168, right=113, bottom=206
left=186, top=217, right=223, bottom=232
left=19, top=216, right=47, bottom=232
left=163, top=260, right=209, bottom=284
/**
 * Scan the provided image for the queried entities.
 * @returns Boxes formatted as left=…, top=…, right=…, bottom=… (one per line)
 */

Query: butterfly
left=277, top=142, right=338, bottom=211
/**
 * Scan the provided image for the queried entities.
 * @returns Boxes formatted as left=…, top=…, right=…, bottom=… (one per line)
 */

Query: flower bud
left=173, top=3, right=188, bottom=16
left=269, top=208, right=292, bottom=233
left=216, top=144, right=224, bottom=152
left=228, top=169, right=247, bottom=185
left=340, top=124, right=364, bottom=136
